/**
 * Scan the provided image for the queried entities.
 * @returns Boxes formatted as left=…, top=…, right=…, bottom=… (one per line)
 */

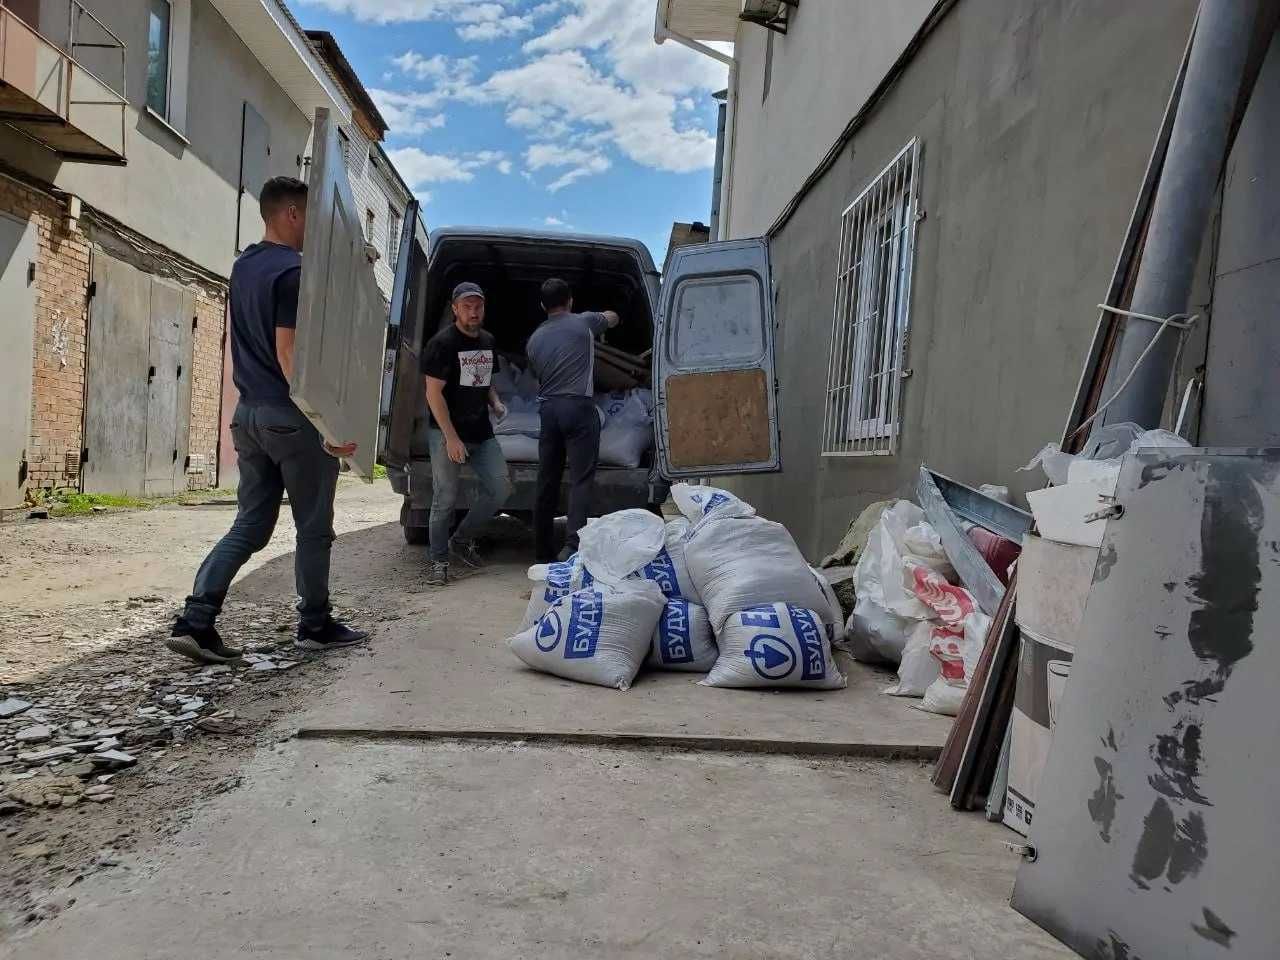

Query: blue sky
left=295, top=0, right=729, bottom=263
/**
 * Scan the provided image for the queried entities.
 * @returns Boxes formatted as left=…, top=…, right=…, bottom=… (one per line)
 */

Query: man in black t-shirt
left=421, top=281, right=512, bottom=585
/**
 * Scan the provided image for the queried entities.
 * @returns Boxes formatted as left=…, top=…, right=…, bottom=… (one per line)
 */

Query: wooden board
left=665, top=369, right=771, bottom=469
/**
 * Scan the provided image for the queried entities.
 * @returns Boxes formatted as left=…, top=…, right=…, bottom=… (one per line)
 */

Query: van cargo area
left=384, top=229, right=669, bottom=543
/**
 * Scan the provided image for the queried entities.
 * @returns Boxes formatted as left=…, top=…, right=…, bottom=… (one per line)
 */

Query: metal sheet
left=0, top=212, right=36, bottom=507
left=292, top=107, right=385, bottom=480
left=1012, top=448, right=1280, bottom=959
left=84, top=251, right=151, bottom=496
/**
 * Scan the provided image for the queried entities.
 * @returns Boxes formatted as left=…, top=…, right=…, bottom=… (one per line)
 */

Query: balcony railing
left=0, top=1, right=127, bottom=164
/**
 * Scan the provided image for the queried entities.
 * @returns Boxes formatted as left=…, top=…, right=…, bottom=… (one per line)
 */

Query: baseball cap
left=452, top=281, right=485, bottom=303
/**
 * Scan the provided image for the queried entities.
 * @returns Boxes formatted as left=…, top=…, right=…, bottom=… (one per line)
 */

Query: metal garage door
left=0, top=212, right=37, bottom=507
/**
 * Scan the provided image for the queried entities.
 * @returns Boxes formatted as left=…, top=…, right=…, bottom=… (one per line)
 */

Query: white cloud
left=388, top=147, right=509, bottom=190
left=497, top=159, right=513, bottom=174
left=303, top=0, right=530, bottom=41
left=524, top=142, right=611, bottom=192
left=544, top=216, right=567, bottom=226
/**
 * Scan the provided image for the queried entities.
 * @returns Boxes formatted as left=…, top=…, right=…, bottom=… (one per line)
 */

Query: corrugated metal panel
left=659, top=0, right=740, bottom=42
left=205, top=0, right=348, bottom=121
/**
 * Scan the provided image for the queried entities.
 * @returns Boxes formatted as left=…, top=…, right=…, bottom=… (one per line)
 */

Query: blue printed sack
left=702, top=602, right=847, bottom=690
left=509, top=581, right=666, bottom=690
left=646, top=598, right=716, bottom=673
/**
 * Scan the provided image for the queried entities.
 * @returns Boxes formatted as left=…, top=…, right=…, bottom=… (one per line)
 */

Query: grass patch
left=46, top=492, right=151, bottom=516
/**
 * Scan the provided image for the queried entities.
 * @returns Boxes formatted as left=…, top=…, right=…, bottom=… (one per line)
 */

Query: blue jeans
left=183, top=403, right=339, bottom=630
left=426, top=430, right=511, bottom=563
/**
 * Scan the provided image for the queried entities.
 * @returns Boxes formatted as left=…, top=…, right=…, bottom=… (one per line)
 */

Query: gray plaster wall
left=724, top=0, right=934, bottom=238
left=0, top=0, right=311, bottom=277
left=720, top=0, right=1199, bottom=558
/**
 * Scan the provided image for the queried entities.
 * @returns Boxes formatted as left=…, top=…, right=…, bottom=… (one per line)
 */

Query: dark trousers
left=182, top=403, right=339, bottom=630
left=535, top=396, right=601, bottom=562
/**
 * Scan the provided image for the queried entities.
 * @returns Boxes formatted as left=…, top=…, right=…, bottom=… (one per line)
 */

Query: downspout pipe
left=1090, top=0, right=1269, bottom=435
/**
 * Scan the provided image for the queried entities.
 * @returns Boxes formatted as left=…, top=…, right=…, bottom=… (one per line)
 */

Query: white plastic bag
left=577, top=509, right=666, bottom=587
left=918, top=624, right=984, bottom=716
left=684, top=516, right=827, bottom=631
left=884, top=621, right=940, bottom=697
left=853, top=501, right=953, bottom=622
left=647, top=599, right=716, bottom=672
left=671, top=482, right=756, bottom=527
left=701, top=603, right=846, bottom=690
left=519, top=555, right=593, bottom=631
left=509, top=581, right=666, bottom=690
left=845, top=597, right=912, bottom=663
left=632, top=519, right=700, bottom=603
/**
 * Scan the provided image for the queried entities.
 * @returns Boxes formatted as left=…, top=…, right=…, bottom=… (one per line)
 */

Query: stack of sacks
left=492, top=361, right=542, bottom=462
left=595, top=388, right=654, bottom=468
left=519, top=553, right=593, bottom=631
left=508, top=509, right=668, bottom=690
left=672, top=484, right=846, bottom=690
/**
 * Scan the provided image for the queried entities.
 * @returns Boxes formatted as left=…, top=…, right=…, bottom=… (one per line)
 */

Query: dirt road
left=0, top=482, right=1068, bottom=958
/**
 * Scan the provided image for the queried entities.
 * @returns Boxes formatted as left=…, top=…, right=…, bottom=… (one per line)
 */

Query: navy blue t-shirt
left=230, top=242, right=301, bottom=407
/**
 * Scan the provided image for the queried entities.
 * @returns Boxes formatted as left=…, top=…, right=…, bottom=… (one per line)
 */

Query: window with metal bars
left=821, top=139, right=920, bottom=456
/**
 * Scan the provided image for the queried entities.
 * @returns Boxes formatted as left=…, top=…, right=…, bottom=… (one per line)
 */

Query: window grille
left=821, top=138, right=920, bottom=456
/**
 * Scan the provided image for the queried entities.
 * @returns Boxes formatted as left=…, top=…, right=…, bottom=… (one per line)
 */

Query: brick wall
left=188, top=288, right=227, bottom=489
left=0, top=173, right=229, bottom=494
left=0, top=175, right=91, bottom=490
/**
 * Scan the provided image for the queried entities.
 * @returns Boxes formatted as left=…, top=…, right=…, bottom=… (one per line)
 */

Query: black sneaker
left=296, top=619, right=369, bottom=651
left=450, top=539, right=484, bottom=568
left=426, top=560, right=449, bottom=586
left=166, top=621, right=243, bottom=665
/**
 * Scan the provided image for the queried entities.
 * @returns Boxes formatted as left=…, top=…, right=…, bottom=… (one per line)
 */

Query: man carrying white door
left=421, top=282, right=512, bottom=586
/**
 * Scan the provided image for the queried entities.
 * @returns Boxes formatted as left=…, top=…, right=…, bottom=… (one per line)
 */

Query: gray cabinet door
left=84, top=252, right=151, bottom=495
left=0, top=213, right=36, bottom=507
left=292, top=107, right=386, bottom=479
left=653, top=237, right=781, bottom=477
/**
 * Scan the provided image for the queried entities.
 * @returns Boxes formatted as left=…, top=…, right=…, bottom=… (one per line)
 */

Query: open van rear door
left=292, top=107, right=386, bottom=479
left=380, top=207, right=430, bottom=469
left=653, top=238, right=781, bottom=477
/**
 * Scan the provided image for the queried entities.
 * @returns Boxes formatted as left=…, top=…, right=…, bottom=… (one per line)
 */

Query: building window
left=387, top=206, right=402, bottom=264
left=146, top=0, right=172, bottom=117
left=338, top=129, right=350, bottom=167
left=822, top=139, right=920, bottom=456
left=365, top=209, right=376, bottom=243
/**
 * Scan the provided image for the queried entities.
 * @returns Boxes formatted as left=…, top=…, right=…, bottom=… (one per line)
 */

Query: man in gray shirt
left=526, top=277, right=620, bottom=562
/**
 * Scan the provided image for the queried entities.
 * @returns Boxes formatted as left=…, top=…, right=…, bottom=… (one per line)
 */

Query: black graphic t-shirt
left=421, top=324, right=498, bottom=444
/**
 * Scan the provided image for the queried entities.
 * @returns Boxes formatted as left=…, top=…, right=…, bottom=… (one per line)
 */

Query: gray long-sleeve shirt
left=526, top=310, right=609, bottom=399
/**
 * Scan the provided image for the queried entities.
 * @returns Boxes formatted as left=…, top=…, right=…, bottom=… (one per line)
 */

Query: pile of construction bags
left=508, top=484, right=846, bottom=692
left=490, top=360, right=654, bottom=468
left=844, top=501, right=990, bottom=715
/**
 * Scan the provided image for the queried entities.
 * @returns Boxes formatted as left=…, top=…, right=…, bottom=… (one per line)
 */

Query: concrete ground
left=1, top=481, right=1070, bottom=958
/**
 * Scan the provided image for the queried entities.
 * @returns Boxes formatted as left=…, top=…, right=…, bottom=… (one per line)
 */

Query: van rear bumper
left=389, top=459, right=668, bottom=524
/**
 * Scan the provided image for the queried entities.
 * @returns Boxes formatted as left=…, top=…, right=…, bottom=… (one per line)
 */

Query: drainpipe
left=656, top=10, right=736, bottom=239
left=1090, top=0, right=1269, bottom=435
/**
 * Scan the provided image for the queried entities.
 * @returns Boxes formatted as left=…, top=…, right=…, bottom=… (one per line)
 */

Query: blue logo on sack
left=744, top=634, right=796, bottom=680
left=641, top=548, right=682, bottom=599
left=703, top=492, right=730, bottom=515
left=535, top=610, right=562, bottom=652
left=787, top=605, right=826, bottom=681
left=657, top=600, right=693, bottom=664
left=564, top=591, right=603, bottom=660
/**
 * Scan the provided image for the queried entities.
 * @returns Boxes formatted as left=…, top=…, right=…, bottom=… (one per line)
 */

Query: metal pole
left=1089, top=0, right=1266, bottom=435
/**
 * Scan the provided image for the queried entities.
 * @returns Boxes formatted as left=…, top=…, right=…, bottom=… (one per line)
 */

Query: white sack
left=701, top=603, right=846, bottom=690
left=494, top=410, right=541, bottom=437
left=671, top=482, right=756, bottom=527
left=883, top=621, right=940, bottom=697
left=845, top=596, right=913, bottom=664
left=632, top=518, right=699, bottom=603
left=578, top=509, right=666, bottom=588
left=509, top=582, right=666, bottom=691
left=598, top=423, right=652, bottom=469
left=519, top=555, right=594, bottom=631
left=647, top=599, right=716, bottom=672
left=684, top=516, right=827, bottom=632
left=497, top=434, right=540, bottom=463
